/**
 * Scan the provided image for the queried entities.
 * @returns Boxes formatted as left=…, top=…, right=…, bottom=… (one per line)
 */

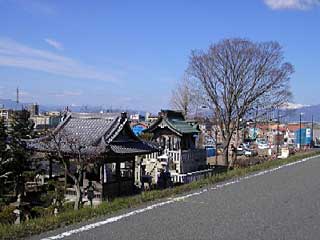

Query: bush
left=0, top=206, right=16, bottom=225
left=61, top=201, right=74, bottom=212
left=31, top=206, right=54, bottom=218
left=40, top=180, right=65, bottom=208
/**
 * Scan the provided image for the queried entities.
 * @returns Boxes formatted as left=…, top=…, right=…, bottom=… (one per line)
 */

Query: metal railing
left=171, top=168, right=216, bottom=184
left=65, top=187, right=102, bottom=202
left=164, top=149, right=206, bottom=162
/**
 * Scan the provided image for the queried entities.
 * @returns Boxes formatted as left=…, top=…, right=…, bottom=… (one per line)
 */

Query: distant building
left=145, top=112, right=158, bottom=122
left=29, top=114, right=62, bottom=130
left=295, top=128, right=312, bottom=147
left=46, top=111, right=61, bottom=116
left=28, top=103, right=39, bottom=116
left=130, top=113, right=143, bottom=122
left=0, top=108, right=14, bottom=125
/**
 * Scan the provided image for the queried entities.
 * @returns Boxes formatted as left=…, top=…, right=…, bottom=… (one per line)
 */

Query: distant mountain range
left=1, top=98, right=319, bottom=123
left=0, top=98, right=25, bottom=110
left=0, top=98, right=146, bottom=116
left=281, top=104, right=320, bottom=123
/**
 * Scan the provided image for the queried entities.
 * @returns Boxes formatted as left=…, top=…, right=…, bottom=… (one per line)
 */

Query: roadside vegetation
left=1, top=150, right=319, bottom=240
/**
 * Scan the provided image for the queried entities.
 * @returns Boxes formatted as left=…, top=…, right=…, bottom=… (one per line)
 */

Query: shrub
left=40, top=180, right=65, bottom=208
left=31, top=206, right=53, bottom=218
left=61, top=201, right=74, bottom=212
left=0, top=206, right=16, bottom=225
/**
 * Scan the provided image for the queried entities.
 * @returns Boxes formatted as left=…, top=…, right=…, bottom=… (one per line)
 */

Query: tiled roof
left=26, top=112, right=159, bottom=156
left=110, top=141, right=160, bottom=155
left=59, top=113, right=120, bottom=145
left=168, top=119, right=200, bottom=134
left=145, top=110, right=200, bottom=135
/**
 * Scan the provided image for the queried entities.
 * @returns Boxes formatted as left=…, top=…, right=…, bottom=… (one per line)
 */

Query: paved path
left=35, top=156, right=320, bottom=240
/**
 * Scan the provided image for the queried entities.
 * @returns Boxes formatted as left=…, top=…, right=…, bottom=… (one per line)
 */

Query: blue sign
left=132, top=124, right=147, bottom=136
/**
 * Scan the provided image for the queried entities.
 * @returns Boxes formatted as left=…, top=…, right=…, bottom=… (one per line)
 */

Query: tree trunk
left=222, top=146, right=229, bottom=166
left=229, top=124, right=240, bottom=169
left=64, top=168, right=68, bottom=190
left=0, top=179, right=4, bottom=196
left=74, top=181, right=82, bottom=210
left=14, top=175, right=24, bottom=197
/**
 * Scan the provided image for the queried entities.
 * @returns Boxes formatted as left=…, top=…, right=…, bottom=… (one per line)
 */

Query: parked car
left=256, top=138, right=269, bottom=150
left=237, top=149, right=245, bottom=156
left=237, top=143, right=250, bottom=152
left=236, top=143, right=246, bottom=156
left=244, top=149, right=258, bottom=157
left=237, top=143, right=257, bottom=157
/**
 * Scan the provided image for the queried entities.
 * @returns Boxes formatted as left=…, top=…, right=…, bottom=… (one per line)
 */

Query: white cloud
left=44, top=38, right=63, bottom=50
left=264, top=0, right=320, bottom=10
left=0, top=38, right=119, bottom=82
left=50, top=90, right=83, bottom=98
left=281, top=102, right=310, bottom=109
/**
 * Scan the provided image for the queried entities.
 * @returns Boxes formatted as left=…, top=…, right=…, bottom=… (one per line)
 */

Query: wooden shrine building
left=141, top=110, right=207, bottom=184
left=27, top=112, right=159, bottom=200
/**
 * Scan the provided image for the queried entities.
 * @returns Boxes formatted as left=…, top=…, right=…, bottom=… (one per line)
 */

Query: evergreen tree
left=8, top=110, right=34, bottom=196
left=0, top=118, right=10, bottom=196
left=0, top=118, right=10, bottom=178
left=0, top=117, right=8, bottom=158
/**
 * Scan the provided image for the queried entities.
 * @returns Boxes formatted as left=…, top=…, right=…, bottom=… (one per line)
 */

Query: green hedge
left=0, top=151, right=319, bottom=240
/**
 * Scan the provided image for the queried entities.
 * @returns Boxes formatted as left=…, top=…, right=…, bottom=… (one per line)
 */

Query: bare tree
left=187, top=38, right=293, bottom=166
left=43, top=130, right=100, bottom=210
left=170, top=76, right=195, bottom=117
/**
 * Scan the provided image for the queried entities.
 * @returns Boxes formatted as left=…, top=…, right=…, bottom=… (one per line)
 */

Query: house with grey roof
left=141, top=110, right=207, bottom=184
left=27, top=112, right=159, bottom=201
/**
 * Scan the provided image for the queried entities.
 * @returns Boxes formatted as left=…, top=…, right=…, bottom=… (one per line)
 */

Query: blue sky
left=0, top=0, right=319, bottom=112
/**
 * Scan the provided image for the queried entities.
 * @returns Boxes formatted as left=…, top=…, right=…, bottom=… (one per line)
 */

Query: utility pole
left=299, top=113, right=303, bottom=150
left=277, top=109, right=280, bottom=156
left=311, top=115, right=314, bottom=148
left=215, top=128, right=218, bottom=166
left=254, top=105, right=258, bottom=140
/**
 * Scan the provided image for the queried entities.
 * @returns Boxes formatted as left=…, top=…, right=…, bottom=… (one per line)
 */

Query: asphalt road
left=35, top=156, right=320, bottom=240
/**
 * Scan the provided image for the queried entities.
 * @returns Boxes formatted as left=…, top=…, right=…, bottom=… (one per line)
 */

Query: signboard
left=306, top=128, right=311, bottom=138
left=132, top=124, right=147, bottom=136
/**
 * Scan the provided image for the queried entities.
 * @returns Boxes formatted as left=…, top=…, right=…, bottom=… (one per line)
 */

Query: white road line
left=42, top=155, right=319, bottom=240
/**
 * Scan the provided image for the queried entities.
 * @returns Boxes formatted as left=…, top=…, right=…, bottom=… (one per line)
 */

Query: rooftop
left=26, top=112, right=159, bottom=156
left=145, top=110, right=200, bottom=135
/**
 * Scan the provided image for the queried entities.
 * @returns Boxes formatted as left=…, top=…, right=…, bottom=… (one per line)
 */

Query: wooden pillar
left=100, top=163, right=107, bottom=184
left=49, top=157, right=53, bottom=179
left=100, top=164, right=105, bottom=200
left=132, top=156, right=136, bottom=192
left=104, top=164, right=107, bottom=183
left=116, top=161, right=121, bottom=196
left=100, top=164, right=103, bottom=183
left=82, top=170, right=86, bottom=187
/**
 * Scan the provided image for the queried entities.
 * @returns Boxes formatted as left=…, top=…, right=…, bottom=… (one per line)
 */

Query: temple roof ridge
left=145, top=110, right=200, bottom=135
left=26, top=111, right=159, bottom=156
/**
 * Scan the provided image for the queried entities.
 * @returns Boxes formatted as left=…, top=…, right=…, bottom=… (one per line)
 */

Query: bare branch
left=187, top=38, right=293, bottom=165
